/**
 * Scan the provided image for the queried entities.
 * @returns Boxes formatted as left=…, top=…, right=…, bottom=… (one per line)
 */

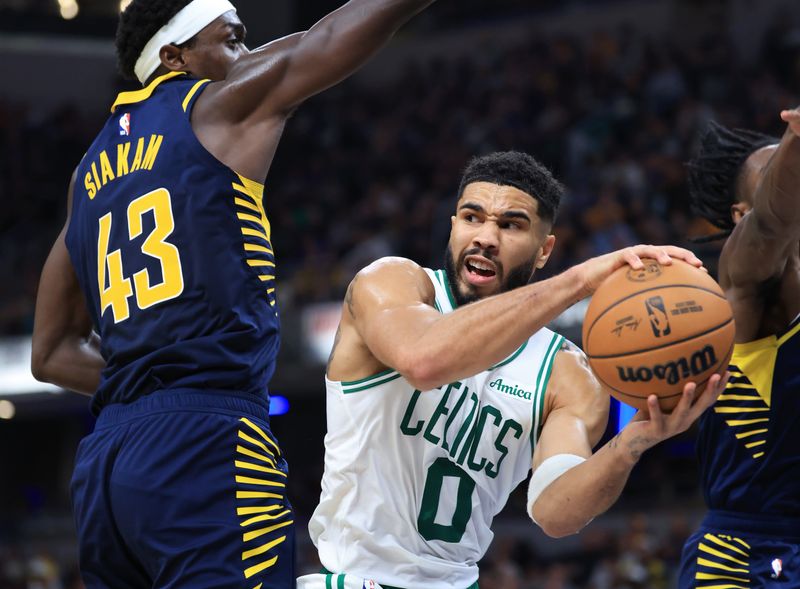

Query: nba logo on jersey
left=119, top=112, right=131, bottom=136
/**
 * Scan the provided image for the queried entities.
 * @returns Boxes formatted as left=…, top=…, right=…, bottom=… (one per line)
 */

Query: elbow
left=395, top=352, right=444, bottom=391
left=535, top=512, right=582, bottom=539
left=531, top=503, right=584, bottom=538
left=540, top=521, right=581, bottom=539
left=30, top=336, right=53, bottom=383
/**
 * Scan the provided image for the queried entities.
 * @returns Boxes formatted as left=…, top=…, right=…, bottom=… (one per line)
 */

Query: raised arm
left=203, top=0, right=435, bottom=120
left=529, top=345, right=728, bottom=538
left=31, top=173, right=105, bottom=395
left=338, top=245, right=703, bottom=390
left=722, top=110, right=800, bottom=290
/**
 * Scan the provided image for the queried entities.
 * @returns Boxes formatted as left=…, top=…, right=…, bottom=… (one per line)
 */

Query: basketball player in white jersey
left=299, top=151, right=728, bottom=589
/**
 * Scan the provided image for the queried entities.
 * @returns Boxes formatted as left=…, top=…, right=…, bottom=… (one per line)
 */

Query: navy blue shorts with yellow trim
left=679, top=510, right=800, bottom=588
left=71, top=390, right=295, bottom=589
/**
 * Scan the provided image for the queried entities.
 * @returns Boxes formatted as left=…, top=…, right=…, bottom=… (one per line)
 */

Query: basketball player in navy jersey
left=30, top=0, right=434, bottom=586
left=679, top=110, right=800, bottom=587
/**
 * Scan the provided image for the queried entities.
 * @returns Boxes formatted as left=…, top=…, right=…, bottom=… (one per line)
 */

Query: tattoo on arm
left=345, top=274, right=359, bottom=318
left=559, top=338, right=590, bottom=369
left=610, top=430, right=650, bottom=462
left=326, top=324, right=343, bottom=373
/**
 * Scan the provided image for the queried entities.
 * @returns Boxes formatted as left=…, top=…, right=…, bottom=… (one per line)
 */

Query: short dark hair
left=687, top=121, right=777, bottom=236
left=457, top=151, right=564, bottom=224
left=116, top=0, right=194, bottom=81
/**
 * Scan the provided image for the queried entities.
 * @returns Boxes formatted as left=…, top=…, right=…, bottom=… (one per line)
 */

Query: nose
left=472, top=221, right=500, bottom=253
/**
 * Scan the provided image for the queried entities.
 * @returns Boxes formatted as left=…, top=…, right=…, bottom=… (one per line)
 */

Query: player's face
left=736, top=144, right=779, bottom=215
left=180, top=11, right=249, bottom=81
left=446, top=182, right=555, bottom=305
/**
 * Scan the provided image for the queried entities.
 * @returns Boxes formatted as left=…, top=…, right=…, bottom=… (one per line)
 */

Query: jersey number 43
left=97, top=188, right=184, bottom=323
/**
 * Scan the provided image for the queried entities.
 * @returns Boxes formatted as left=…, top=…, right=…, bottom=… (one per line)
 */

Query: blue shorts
left=679, top=510, right=800, bottom=588
left=71, top=390, right=295, bottom=588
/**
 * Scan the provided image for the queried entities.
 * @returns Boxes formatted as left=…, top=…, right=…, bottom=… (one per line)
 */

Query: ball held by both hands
left=582, top=259, right=734, bottom=411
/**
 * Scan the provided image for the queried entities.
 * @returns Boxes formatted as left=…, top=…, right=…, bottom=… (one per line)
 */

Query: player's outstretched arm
left=31, top=174, right=104, bottom=396
left=723, top=109, right=800, bottom=289
left=201, top=0, right=435, bottom=120
left=529, top=358, right=728, bottom=538
left=339, top=245, right=702, bottom=390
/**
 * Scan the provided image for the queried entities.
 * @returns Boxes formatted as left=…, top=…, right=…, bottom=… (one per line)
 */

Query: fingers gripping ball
left=582, top=259, right=734, bottom=411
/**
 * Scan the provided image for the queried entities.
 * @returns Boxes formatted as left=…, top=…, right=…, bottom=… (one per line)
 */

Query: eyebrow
left=459, top=202, right=532, bottom=223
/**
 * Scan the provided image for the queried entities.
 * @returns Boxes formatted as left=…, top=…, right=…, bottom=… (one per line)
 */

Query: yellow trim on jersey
left=696, top=558, right=748, bottom=574
left=779, top=317, right=800, bottom=345
left=244, top=554, right=279, bottom=578
left=238, top=431, right=276, bottom=457
left=111, top=71, right=186, bottom=113
left=236, top=490, right=282, bottom=500
left=237, top=444, right=277, bottom=467
left=241, top=510, right=292, bottom=527
left=243, top=519, right=293, bottom=542
left=238, top=505, right=283, bottom=516
left=235, top=475, right=285, bottom=488
left=240, top=417, right=281, bottom=455
left=235, top=197, right=261, bottom=213
left=730, top=337, right=779, bottom=407
left=182, top=79, right=210, bottom=112
left=695, top=572, right=750, bottom=583
left=243, top=535, right=287, bottom=561
left=234, top=176, right=272, bottom=241
left=235, top=460, right=288, bottom=477
left=703, top=534, right=749, bottom=558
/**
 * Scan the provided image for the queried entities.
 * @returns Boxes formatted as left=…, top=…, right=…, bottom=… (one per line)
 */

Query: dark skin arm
left=720, top=110, right=800, bottom=340
left=189, top=0, right=436, bottom=181
left=31, top=173, right=105, bottom=395
left=30, top=0, right=434, bottom=392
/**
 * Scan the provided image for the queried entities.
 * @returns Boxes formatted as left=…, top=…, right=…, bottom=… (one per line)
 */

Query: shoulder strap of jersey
left=179, top=78, right=212, bottom=116
left=423, top=268, right=458, bottom=314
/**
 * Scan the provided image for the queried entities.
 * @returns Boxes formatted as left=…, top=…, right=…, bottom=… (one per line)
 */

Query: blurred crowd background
left=2, top=0, right=800, bottom=587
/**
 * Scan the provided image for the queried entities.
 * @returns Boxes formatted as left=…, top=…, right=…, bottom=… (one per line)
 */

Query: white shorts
left=297, top=573, right=385, bottom=589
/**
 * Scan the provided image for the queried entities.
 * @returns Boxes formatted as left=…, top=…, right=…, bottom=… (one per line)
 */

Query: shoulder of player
left=352, top=257, right=433, bottom=293
left=194, top=32, right=307, bottom=123
left=345, top=257, right=435, bottom=316
left=543, top=339, right=608, bottom=436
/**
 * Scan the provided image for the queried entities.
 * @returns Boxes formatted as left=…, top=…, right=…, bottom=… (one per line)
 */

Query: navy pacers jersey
left=65, top=72, right=280, bottom=413
left=697, top=314, right=800, bottom=515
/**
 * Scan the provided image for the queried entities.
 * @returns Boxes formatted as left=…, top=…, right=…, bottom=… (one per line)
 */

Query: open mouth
left=464, top=256, right=498, bottom=285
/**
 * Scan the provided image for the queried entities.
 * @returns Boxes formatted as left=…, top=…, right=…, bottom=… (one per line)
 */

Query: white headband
left=134, top=0, right=237, bottom=85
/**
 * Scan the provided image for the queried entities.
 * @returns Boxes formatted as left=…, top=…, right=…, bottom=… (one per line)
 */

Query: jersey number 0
left=97, top=188, right=184, bottom=323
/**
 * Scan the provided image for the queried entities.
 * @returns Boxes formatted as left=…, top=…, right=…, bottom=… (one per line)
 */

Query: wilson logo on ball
left=645, top=295, right=671, bottom=337
left=616, top=345, right=718, bottom=385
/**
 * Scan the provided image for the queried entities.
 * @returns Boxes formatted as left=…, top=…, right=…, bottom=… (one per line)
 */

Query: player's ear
left=535, top=234, right=556, bottom=269
left=160, top=44, right=188, bottom=72
left=730, top=202, right=750, bottom=225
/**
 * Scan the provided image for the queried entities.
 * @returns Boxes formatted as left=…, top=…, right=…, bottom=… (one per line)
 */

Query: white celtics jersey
left=308, top=268, right=564, bottom=589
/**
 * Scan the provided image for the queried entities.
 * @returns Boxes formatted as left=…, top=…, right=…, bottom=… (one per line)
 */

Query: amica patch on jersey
left=487, top=377, right=534, bottom=402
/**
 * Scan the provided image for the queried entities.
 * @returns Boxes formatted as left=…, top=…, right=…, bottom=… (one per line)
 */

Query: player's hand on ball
left=614, top=372, right=730, bottom=464
left=578, top=244, right=704, bottom=295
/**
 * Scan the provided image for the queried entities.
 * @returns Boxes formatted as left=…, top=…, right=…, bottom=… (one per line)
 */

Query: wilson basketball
left=582, top=259, right=734, bottom=411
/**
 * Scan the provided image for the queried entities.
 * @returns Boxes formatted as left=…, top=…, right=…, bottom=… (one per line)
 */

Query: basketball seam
left=593, top=337, right=735, bottom=402
left=587, top=317, right=734, bottom=360
left=584, top=283, right=728, bottom=354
